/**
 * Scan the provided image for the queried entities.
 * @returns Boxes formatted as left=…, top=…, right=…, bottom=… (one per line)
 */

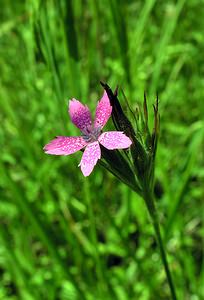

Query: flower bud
left=100, top=82, right=149, bottom=183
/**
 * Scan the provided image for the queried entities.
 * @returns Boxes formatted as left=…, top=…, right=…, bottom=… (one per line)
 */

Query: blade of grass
left=150, top=0, right=186, bottom=96
left=0, top=161, right=86, bottom=299
left=164, top=126, right=204, bottom=241
left=84, top=179, right=108, bottom=297
left=108, top=0, right=131, bottom=85
left=0, top=226, right=36, bottom=300
left=129, top=0, right=156, bottom=70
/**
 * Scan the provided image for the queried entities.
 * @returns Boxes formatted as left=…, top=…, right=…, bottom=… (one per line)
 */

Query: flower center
left=82, top=126, right=101, bottom=143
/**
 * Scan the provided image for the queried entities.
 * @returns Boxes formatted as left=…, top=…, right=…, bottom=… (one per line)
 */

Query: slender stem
left=143, top=190, right=178, bottom=300
left=152, top=217, right=177, bottom=300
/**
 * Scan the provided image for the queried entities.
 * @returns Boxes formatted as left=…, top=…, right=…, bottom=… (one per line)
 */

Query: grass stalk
left=84, top=180, right=107, bottom=297
left=0, top=227, right=36, bottom=300
left=142, top=187, right=178, bottom=300
left=1, top=162, right=86, bottom=299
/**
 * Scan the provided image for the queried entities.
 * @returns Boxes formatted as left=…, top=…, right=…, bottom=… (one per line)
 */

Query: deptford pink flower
left=43, top=91, right=132, bottom=176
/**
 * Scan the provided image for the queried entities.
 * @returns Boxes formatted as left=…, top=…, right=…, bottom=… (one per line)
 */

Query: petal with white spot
left=43, top=136, right=87, bottom=155
left=98, top=131, right=132, bottom=150
left=69, top=99, right=92, bottom=133
left=94, top=91, right=112, bottom=129
left=79, top=141, right=101, bottom=176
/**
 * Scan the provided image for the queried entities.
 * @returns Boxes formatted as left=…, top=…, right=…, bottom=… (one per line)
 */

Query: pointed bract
left=44, top=136, right=87, bottom=155
left=94, top=91, right=112, bottom=129
left=98, top=131, right=132, bottom=150
left=69, top=99, right=92, bottom=133
left=79, top=141, right=101, bottom=176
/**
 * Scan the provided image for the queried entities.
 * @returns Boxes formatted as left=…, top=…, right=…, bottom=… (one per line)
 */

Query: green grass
left=0, top=1, right=204, bottom=299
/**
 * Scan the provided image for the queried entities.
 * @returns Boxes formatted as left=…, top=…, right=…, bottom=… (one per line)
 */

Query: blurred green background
left=0, top=0, right=204, bottom=299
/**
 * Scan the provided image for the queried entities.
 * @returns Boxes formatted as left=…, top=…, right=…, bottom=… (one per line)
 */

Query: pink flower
left=43, top=91, right=132, bottom=176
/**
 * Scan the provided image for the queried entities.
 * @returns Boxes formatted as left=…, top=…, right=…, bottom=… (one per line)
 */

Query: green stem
left=143, top=190, right=178, bottom=300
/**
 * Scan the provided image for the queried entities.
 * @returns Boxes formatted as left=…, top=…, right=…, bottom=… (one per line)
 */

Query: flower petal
left=79, top=141, right=101, bottom=176
left=69, top=99, right=92, bottom=132
left=98, top=131, right=132, bottom=150
left=44, top=136, right=87, bottom=155
left=94, top=91, right=112, bottom=129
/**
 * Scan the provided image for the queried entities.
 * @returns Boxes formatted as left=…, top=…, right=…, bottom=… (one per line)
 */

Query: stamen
left=82, top=126, right=102, bottom=143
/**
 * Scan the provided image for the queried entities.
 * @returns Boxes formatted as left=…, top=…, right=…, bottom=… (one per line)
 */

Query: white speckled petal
left=43, top=136, right=87, bottom=155
left=69, top=99, right=92, bottom=132
left=94, top=91, right=112, bottom=129
left=98, top=131, right=132, bottom=150
left=79, top=141, right=101, bottom=176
